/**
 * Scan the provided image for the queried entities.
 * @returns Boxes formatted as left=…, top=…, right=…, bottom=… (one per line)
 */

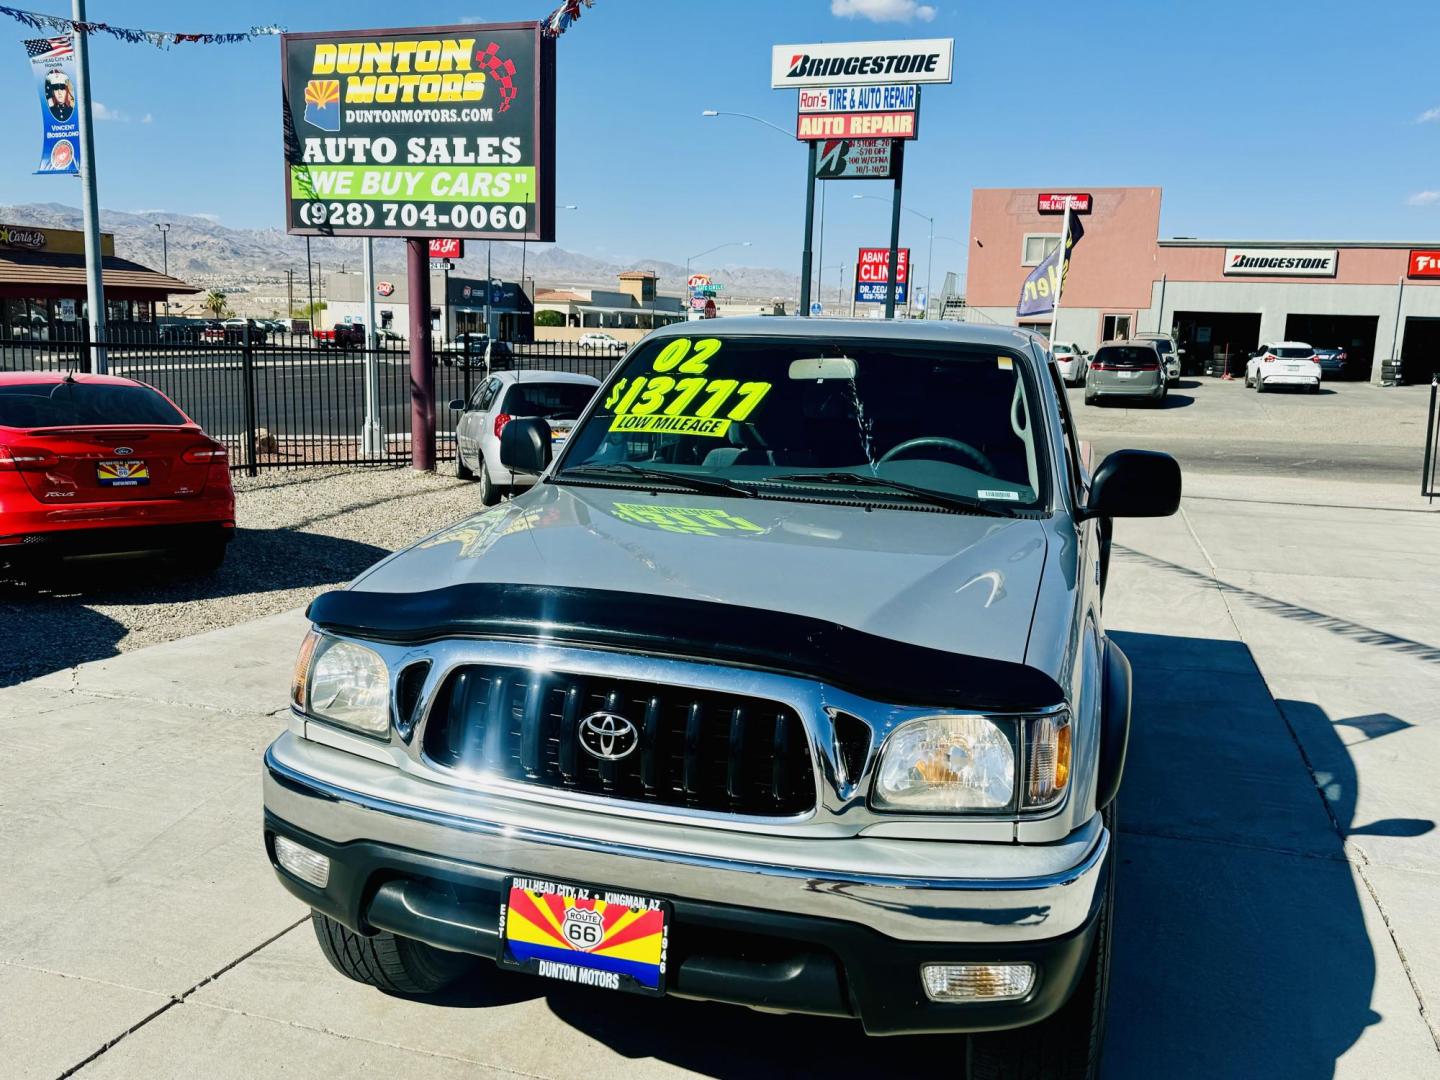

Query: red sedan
left=0, top=371, right=234, bottom=574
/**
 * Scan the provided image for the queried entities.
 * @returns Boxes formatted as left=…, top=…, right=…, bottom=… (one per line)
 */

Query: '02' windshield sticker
left=603, top=337, right=773, bottom=438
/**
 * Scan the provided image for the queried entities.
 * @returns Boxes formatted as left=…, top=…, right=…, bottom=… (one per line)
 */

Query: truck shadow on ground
left=0, top=528, right=387, bottom=687
left=424, top=632, right=1414, bottom=1078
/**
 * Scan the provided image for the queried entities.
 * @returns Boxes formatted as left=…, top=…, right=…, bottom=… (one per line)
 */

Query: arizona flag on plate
left=500, top=878, right=668, bottom=993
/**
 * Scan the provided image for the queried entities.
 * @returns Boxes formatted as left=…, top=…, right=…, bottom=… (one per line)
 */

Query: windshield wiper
left=556, top=463, right=756, bottom=498
left=759, top=472, right=1019, bottom=517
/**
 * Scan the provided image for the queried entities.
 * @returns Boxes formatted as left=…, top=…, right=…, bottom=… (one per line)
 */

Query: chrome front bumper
left=263, top=731, right=1109, bottom=946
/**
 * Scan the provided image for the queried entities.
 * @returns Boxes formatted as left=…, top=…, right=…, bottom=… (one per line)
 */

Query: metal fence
left=0, top=333, right=625, bottom=473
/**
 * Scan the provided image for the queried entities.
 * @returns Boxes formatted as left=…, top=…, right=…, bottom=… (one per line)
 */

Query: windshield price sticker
left=602, top=338, right=772, bottom=438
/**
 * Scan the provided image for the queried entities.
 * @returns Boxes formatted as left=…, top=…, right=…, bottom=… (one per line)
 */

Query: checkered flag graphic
left=477, top=41, right=517, bottom=113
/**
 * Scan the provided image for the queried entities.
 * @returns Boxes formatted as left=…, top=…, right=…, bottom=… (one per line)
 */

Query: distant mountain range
left=0, top=203, right=800, bottom=312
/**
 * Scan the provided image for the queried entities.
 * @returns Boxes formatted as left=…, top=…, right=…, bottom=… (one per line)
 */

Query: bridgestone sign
left=771, top=38, right=953, bottom=88
left=1223, top=248, right=1338, bottom=277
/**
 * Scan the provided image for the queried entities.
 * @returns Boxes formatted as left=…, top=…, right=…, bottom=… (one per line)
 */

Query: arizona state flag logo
left=303, top=79, right=340, bottom=131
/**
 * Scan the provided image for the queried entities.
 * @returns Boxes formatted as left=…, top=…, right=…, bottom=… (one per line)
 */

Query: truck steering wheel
left=877, top=437, right=997, bottom=476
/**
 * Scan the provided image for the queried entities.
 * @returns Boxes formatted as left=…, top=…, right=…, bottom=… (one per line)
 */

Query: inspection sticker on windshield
left=498, top=876, right=670, bottom=996
left=978, top=489, right=1021, bottom=501
left=996, top=356, right=1013, bottom=370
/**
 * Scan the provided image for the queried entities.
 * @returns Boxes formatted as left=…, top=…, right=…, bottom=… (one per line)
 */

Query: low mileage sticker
left=604, top=338, right=772, bottom=437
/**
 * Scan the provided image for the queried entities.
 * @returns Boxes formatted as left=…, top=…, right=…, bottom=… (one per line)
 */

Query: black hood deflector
left=307, top=583, right=1064, bottom=712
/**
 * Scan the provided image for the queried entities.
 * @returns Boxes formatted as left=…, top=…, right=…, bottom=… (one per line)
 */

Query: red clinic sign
left=428, top=238, right=465, bottom=260
left=1037, top=192, right=1092, bottom=214
left=1408, top=250, right=1440, bottom=278
left=857, top=247, right=909, bottom=283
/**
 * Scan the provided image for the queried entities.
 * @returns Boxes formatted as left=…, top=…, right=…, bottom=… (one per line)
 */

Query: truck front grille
left=420, top=664, right=816, bottom=817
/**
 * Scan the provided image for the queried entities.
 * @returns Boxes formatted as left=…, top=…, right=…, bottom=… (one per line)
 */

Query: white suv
left=1132, top=333, right=1181, bottom=385
left=1051, top=342, right=1089, bottom=386
left=1245, top=341, right=1321, bottom=393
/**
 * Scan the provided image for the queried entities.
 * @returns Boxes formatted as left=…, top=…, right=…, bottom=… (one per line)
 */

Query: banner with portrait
left=24, top=35, right=80, bottom=175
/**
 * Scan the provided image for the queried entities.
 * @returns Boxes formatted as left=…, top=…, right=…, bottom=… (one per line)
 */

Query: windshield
left=0, top=382, right=186, bottom=428
left=556, top=335, right=1046, bottom=509
left=502, top=382, right=596, bottom=420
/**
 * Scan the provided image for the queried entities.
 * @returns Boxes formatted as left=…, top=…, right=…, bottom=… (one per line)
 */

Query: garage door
left=1401, top=317, right=1440, bottom=384
left=1285, top=314, right=1378, bottom=380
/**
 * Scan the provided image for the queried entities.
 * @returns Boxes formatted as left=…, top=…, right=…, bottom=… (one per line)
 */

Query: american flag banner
left=24, top=36, right=73, bottom=59
left=23, top=35, right=80, bottom=175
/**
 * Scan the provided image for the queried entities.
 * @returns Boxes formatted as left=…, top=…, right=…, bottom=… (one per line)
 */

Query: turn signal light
left=494, top=412, right=513, bottom=439
left=273, top=835, right=330, bottom=888
left=921, top=962, right=1035, bottom=1002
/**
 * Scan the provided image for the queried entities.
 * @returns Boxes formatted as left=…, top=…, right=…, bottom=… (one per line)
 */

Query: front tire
left=311, top=911, right=478, bottom=995
left=967, top=806, right=1116, bottom=1080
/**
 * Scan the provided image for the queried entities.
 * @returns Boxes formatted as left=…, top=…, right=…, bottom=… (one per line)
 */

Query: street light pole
left=72, top=0, right=106, bottom=366
left=154, top=222, right=170, bottom=319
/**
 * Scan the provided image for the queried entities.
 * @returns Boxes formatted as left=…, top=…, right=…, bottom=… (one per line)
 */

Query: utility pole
left=154, top=222, right=170, bottom=319
left=72, top=1, right=106, bottom=367
left=285, top=268, right=294, bottom=319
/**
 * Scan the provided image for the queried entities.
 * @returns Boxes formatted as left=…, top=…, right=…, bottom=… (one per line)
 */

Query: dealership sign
left=797, top=111, right=915, bottom=140
left=855, top=246, right=909, bottom=304
left=1037, top=192, right=1092, bottom=214
left=1408, top=250, right=1440, bottom=278
left=815, top=138, right=894, bottom=179
left=771, top=38, right=953, bottom=88
left=281, top=22, right=556, bottom=240
left=1223, top=248, right=1338, bottom=277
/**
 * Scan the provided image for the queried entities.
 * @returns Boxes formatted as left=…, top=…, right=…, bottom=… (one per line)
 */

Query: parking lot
left=2, top=376, right=1438, bottom=1078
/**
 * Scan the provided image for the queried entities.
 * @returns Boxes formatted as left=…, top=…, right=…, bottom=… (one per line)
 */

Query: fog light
left=274, top=835, right=330, bottom=888
left=921, top=962, right=1035, bottom=1002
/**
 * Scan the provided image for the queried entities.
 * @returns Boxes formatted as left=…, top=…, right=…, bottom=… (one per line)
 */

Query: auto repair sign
left=1223, top=248, right=1338, bottom=277
left=282, top=22, right=556, bottom=241
left=1408, top=250, right=1440, bottom=278
left=771, top=39, right=953, bottom=88
left=855, top=247, right=909, bottom=304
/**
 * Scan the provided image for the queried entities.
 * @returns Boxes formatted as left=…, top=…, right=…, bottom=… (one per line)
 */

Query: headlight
left=873, top=715, right=1016, bottom=811
left=303, top=636, right=391, bottom=737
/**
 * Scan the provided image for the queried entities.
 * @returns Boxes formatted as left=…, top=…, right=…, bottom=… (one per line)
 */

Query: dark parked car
left=443, top=334, right=515, bottom=369
left=157, top=323, right=201, bottom=344
left=1314, top=347, right=1349, bottom=378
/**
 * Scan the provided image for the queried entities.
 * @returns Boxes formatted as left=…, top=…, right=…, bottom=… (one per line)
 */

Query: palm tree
left=203, top=290, right=229, bottom=319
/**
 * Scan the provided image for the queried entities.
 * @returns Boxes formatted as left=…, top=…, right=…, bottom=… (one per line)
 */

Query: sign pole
left=1051, top=199, right=1072, bottom=343
left=361, top=238, right=382, bottom=454
left=885, top=141, right=905, bottom=319
left=71, top=1, right=106, bottom=367
left=407, top=239, right=435, bottom=471
left=799, top=140, right=817, bottom=317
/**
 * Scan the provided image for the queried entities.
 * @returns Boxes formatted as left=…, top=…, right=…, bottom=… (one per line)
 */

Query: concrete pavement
left=1, top=475, right=1437, bottom=1078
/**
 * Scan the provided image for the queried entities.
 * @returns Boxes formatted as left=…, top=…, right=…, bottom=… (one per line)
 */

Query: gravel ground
left=0, top=465, right=480, bottom=687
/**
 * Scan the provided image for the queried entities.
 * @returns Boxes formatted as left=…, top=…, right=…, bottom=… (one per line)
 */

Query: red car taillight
left=0, top=446, right=59, bottom=471
left=181, top=442, right=228, bottom=464
left=494, top=413, right=512, bottom=439
left=1263, top=353, right=1277, bottom=363
left=1309, top=355, right=1320, bottom=364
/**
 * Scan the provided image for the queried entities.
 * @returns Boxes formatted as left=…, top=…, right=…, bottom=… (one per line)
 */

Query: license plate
left=97, top=460, right=149, bottom=486
left=1118, top=371, right=1138, bottom=379
left=498, top=875, right=670, bottom=996
left=551, top=430, right=569, bottom=444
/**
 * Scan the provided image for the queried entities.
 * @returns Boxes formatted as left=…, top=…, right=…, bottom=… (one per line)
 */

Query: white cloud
left=1407, top=191, right=1440, bottom=206
left=1416, top=107, right=1440, bottom=124
left=193, top=213, right=222, bottom=223
left=91, top=101, right=129, bottom=122
left=831, top=0, right=937, bottom=22
left=141, top=113, right=153, bottom=124
left=458, top=14, right=486, bottom=22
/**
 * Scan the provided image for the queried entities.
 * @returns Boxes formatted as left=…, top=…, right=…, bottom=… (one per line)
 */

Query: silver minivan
left=1084, top=341, right=1167, bottom=406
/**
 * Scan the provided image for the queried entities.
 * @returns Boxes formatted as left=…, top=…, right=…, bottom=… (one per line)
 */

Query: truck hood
left=352, top=483, right=1048, bottom=664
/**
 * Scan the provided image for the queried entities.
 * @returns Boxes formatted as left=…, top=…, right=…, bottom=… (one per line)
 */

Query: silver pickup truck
left=264, top=318, right=1179, bottom=1078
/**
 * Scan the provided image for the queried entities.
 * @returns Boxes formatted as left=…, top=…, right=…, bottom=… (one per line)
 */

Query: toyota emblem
left=578, top=712, right=639, bottom=761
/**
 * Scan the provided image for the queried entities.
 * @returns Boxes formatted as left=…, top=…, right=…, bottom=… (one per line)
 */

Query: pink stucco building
left=965, top=186, right=1440, bottom=384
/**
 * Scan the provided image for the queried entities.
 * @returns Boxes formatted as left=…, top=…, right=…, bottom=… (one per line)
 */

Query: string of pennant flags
left=0, top=5, right=282, bottom=47
left=0, top=1, right=599, bottom=46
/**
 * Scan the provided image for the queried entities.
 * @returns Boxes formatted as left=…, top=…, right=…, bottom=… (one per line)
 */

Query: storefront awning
left=0, top=250, right=199, bottom=298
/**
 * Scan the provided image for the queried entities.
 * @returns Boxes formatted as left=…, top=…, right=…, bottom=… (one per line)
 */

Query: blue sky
left=2, top=0, right=1440, bottom=293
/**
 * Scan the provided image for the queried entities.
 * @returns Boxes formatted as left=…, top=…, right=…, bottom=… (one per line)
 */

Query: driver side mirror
left=1081, top=449, right=1181, bottom=519
left=499, top=417, right=553, bottom=473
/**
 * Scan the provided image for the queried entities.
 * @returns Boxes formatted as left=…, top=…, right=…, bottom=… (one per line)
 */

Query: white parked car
left=577, top=332, right=625, bottom=351
left=1245, top=341, right=1321, bottom=393
left=450, top=370, right=601, bottom=505
left=1051, top=342, right=1089, bottom=386
left=1132, top=333, right=1182, bottom=385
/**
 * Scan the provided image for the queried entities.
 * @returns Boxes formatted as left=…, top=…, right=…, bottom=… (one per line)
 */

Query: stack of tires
left=1380, top=357, right=1404, bottom=386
